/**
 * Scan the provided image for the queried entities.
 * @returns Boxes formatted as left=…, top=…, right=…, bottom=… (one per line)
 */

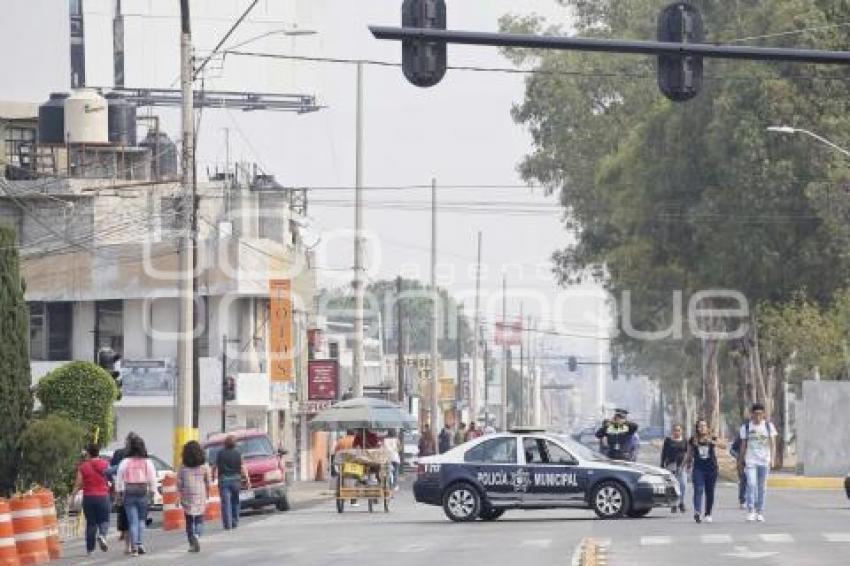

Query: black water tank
left=140, top=129, right=178, bottom=179
left=38, top=92, right=69, bottom=144
left=105, top=92, right=137, bottom=145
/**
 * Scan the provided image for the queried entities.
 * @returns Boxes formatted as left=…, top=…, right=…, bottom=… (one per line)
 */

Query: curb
left=767, top=476, right=844, bottom=489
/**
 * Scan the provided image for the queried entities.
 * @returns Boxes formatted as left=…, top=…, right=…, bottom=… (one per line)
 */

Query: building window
left=95, top=300, right=123, bottom=356
left=28, top=302, right=73, bottom=361
left=328, top=342, right=339, bottom=360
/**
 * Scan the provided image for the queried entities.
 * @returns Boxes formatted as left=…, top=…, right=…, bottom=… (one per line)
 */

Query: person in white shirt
left=115, top=435, right=158, bottom=556
left=738, top=402, right=777, bottom=522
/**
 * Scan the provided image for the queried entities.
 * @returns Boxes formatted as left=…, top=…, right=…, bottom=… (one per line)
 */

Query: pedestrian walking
left=595, top=408, right=639, bottom=460
left=72, top=443, right=110, bottom=556
left=177, top=441, right=210, bottom=553
left=107, top=432, right=137, bottom=554
left=382, top=432, right=401, bottom=490
left=438, top=423, right=454, bottom=454
left=213, top=435, right=250, bottom=530
left=685, top=419, right=725, bottom=524
left=661, top=424, right=688, bottom=513
left=418, top=424, right=437, bottom=457
left=738, top=402, right=777, bottom=522
left=115, top=435, right=157, bottom=556
left=729, top=421, right=748, bottom=509
left=464, top=422, right=483, bottom=442
left=454, top=423, right=467, bottom=446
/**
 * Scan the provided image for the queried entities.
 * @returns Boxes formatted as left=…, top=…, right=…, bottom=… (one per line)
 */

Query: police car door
left=464, top=437, right=521, bottom=506
left=522, top=437, right=583, bottom=505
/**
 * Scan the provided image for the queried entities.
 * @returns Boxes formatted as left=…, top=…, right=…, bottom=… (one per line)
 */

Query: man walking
left=418, top=424, right=436, bottom=457
left=454, top=423, right=467, bottom=446
left=738, top=402, right=777, bottom=522
left=213, top=435, right=250, bottom=530
left=438, top=423, right=454, bottom=454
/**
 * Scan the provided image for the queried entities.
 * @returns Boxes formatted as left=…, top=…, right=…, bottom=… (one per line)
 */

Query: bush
left=0, top=224, right=33, bottom=496
left=17, top=415, right=86, bottom=504
left=36, top=361, right=117, bottom=443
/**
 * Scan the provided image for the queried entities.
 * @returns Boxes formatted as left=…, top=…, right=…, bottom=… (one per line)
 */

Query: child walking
left=177, top=441, right=210, bottom=553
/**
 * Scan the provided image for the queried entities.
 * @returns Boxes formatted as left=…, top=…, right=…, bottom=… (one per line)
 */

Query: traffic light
left=567, top=356, right=578, bottom=372
left=657, top=2, right=704, bottom=102
left=224, top=376, right=236, bottom=402
left=97, top=347, right=123, bottom=400
left=611, top=357, right=619, bottom=381
left=401, top=0, right=447, bottom=87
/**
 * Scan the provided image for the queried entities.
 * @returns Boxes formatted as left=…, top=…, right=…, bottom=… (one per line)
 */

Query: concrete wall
left=800, top=380, right=850, bottom=476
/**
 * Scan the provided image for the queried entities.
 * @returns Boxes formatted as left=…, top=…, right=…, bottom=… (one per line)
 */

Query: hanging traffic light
left=611, top=357, right=619, bottom=381
left=401, top=0, right=447, bottom=87
left=97, top=347, right=123, bottom=400
left=224, top=376, right=236, bottom=402
left=657, top=2, right=704, bottom=101
left=567, top=356, right=578, bottom=372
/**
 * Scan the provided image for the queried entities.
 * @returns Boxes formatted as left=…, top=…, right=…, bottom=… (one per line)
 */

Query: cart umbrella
left=308, top=397, right=417, bottom=431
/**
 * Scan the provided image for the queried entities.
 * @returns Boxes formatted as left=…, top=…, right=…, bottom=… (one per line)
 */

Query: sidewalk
left=288, top=480, right=335, bottom=508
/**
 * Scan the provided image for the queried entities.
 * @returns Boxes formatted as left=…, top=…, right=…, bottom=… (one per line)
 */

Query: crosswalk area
left=629, top=532, right=850, bottom=546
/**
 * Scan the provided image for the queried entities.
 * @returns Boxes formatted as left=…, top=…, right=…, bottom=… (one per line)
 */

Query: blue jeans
left=674, top=468, right=687, bottom=508
left=745, top=464, right=769, bottom=513
left=692, top=466, right=717, bottom=516
left=123, top=493, right=149, bottom=549
left=738, top=467, right=747, bottom=504
left=220, top=479, right=241, bottom=529
left=82, top=495, right=110, bottom=553
left=185, top=513, right=204, bottom=542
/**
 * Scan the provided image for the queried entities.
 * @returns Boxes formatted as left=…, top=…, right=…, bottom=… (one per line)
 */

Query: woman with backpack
left=685, top=419, right=726, bottom=524
left=177, top=441, right=210, bottom=553
left=115, top=435, right=157, bottom=556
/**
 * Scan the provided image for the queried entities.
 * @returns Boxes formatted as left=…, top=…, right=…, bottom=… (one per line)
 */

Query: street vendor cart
left=335, top=448, right=392, bottom=513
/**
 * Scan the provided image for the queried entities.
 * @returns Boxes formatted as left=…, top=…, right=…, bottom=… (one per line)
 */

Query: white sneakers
left=756, top=514, right=765, bottom=522
left=704, top=516, right=713, bottom=523
left=747, top=512, right=757, bottom=522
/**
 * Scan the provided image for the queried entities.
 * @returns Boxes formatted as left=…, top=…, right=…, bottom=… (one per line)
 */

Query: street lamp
left=767, top=126, right=850, bottom=158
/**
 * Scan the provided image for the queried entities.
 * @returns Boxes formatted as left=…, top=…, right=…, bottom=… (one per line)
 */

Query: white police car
left=413, top=429, right=679, bottom=522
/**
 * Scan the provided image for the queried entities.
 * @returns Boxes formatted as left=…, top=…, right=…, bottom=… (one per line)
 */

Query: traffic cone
left=0, top=499, right=19, bottom=566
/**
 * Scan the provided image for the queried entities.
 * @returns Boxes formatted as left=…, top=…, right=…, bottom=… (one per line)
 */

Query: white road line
left=519, top=539, right=552, bottom=548
left=640, top=536, right=672, bottom=546
left=701, top=534, right=733, bottom=544
left=329, top=544, right=366, bottom=554
left=823, top=532, right=850, bottom=543
left=398, top=543, right=430, bottom=553
left=759, top=533, right=794, bottom=543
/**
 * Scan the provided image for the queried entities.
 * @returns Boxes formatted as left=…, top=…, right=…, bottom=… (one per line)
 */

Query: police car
left=413, top=429, right=679, bottom=522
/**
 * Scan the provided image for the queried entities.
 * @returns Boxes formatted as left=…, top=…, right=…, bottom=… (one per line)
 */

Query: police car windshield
left=552, top=436, right=605, bottom=461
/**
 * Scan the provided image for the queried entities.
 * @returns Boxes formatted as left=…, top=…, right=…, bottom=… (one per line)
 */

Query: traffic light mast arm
left=370, top=26, right=850, bottom=65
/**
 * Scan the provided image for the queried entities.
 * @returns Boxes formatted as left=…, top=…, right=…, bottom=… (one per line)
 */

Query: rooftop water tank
left=140, top=129, right=178, bottom=180
left=105, top=92, right=137, bottom=145
left=64, top=88, right=108, bottom=144
left=38, top=92, right=69, bottom=145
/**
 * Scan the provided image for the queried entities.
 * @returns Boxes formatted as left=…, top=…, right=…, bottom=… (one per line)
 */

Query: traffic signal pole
left=371, top=26, right=850, bottom=65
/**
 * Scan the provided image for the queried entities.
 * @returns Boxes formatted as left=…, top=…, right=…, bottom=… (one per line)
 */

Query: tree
left=36, top=361, right=118, bottom=443
left=0, top=224, right=32, bottom=496
left=503, top=0, right=850, bottom=431
left=17, top=415, right=86, bottom=508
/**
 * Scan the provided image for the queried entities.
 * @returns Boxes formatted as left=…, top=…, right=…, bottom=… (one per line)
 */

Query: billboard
left=269, top=279, right=294, bottom=382
left=308, top=359, right=339, bottom=401
left=120, top=359, right=174, bottom=397
left=494, top=319, right=522, bottom=346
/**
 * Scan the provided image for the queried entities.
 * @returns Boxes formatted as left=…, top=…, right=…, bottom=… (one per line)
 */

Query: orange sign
left=439, top=377, right=455, bottom=401
left=269, top=279, right=294, bottom=382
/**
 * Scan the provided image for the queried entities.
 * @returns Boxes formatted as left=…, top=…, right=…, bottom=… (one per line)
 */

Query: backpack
left=730, top=422, right=747, bottom=459
left=123, top=458, right=151, bottom=496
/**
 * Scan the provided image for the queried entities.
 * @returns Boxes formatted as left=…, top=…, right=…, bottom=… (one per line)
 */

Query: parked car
left=69, top=450, right=172, bottom=513
left=203, top=429, right=290, bottom=512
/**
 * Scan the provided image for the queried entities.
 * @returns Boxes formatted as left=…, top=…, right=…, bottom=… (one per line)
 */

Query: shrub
left=0, top=224, right=33, bottom=496
left=36, top=361, right=117, bottom=443
left=17, top=415, right=86, bottom=504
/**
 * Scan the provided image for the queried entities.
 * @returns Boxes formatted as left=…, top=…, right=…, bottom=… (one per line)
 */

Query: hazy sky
left=0, top=0, right=613, bottom=360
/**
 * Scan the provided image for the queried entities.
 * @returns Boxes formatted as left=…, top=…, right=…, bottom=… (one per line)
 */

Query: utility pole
left=352, top=61, right=365, bottom=397
left=220, top=334, right=227, bottom=433
left=483, top=336, right=490, bottom=427
left=456, top=305, right=463, bottom=424
left=430, top=178, right=440, bottom=435
left=519, top=303, right=525, bottom=426
left=471, top=231, right=482, bottom=424
left=175, top=0, right=197, bottom=464
left=501, top=275, right=507, bottom=431
left=396, top=276, right=405, bottom=404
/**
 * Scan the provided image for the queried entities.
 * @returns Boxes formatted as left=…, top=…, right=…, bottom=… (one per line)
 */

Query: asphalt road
left=56, top=479, right=849, bottom=566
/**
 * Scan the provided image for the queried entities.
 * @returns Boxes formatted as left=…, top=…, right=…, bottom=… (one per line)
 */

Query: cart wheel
left=383, top=497, right=390, bottom=512
left=336, top=499, right=344, bottom=514
left=367, top=499, right=374, bottom=513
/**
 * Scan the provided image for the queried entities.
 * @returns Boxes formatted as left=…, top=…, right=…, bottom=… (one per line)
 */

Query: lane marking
left=640, top=536, right=672, bottom=546
left=759, top=533, right=794, bottom=543
left=398, top=543, right=429, bottom=553
left=823, top=532, right=850, bottom=543
left=701, top=534, right=733, bottom=544
left=519, top=539, right=552, bottom=548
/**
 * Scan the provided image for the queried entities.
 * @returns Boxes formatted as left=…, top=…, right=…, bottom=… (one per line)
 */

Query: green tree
left=36, top=361, right=118, bottom=443
left=0, top=224, right=32, bottom=496
left=17, top=415, right=86, bottom=508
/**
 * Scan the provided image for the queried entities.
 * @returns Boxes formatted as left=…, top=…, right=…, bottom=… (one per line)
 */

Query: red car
left=203, top=430, right=290, bottom=512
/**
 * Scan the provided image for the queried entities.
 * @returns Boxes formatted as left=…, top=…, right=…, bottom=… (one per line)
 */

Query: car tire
left=275, top=496, right=291, bottom=512
left=626, top=507, right=651, bottom=518
left=442, top=483, right=481, bottom=522
left=479, top=507, right=505, bottom=521
left=591, top=481, right=630, bottom=519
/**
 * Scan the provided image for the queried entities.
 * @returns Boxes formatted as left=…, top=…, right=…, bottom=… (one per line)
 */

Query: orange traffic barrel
left=204, top=481, right=221, bottom=521
left=161, top=474, right=185, bottom=531
left=9, top=496, right=48, bottom=566
left=0, top=499, right=20, bottom=566
left=31, top=491, right=59, bottom=560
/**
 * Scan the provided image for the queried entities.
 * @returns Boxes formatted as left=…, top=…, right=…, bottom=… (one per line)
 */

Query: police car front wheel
left=442, top=483, right=481, bottom=522
left=591, top=481, right=630, bottom=519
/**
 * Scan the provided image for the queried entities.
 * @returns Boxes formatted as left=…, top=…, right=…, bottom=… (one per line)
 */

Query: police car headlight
left=638, top=474, right=665, bottom=486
